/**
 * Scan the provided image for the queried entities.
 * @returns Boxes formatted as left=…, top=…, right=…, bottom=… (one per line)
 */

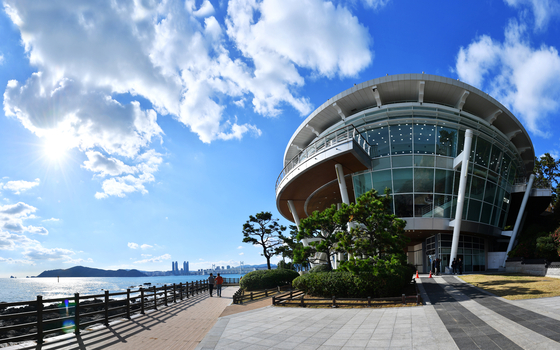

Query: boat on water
left=143, top=282, right=151, bottom=286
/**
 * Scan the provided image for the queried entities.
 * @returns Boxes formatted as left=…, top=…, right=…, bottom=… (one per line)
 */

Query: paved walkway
left=196, top=275, right=560, bottom=350
left=6, top=286, right=239, bottom=350
left=6, top=276, right=560, bottom=349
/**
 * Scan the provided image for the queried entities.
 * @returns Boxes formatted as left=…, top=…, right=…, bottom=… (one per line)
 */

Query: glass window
left=414, top=123, right=435, bottom=154
left=372, top=157, right=391, bottom=170
left=394, top=194, right=414, bottom=217
left=415, top=194, right=433, bottom=217
left=414, top=155, right=434, bottom=167
left=436, top=126, right=458, bottom=157
left=480, top=203, right=493, bottom=224
left=415, top=168, right=434, bottom=193
left=367, top=127, right=390, bottom=157
left=392, top=155, right=412, bottom=167
left=372, top=170, right=392, bottom=194
left=474, top=164, right=487, bottom=178
left=436, top=156, right=453, bottom=168
left=494, top=187, right=505, bottom=207
left=474, top=137, right=491, bottom=167
left=491, top=205, right=500, bottom=226
left=501, top=154, right=512, bottom=181
left=434, top=195, right=454, bottom=218
left=435, top=170, right=454, bottom=194
left=489, top=145, right=502, bottom=173
left=467, top=200, right=482, bottom=222
left=353, top=173, right=372, bottom=198
left=470, top=176, right=485, bottom=200
left=484, top=182, right=497, bottom=204
left=393, top=168, right=413, bottom=193
left=390, top=124, right=412, bottom=155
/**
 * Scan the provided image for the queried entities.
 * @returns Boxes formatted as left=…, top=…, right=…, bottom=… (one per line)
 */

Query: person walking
left=458, top=258, right=463, bottom=275
left=215, top=273, right=224, bottom=297
left=208, top=273, right=215, bottom=297
left=452, top=258, right=457, bottom=274
left=434, top=258, right=440, bottom=276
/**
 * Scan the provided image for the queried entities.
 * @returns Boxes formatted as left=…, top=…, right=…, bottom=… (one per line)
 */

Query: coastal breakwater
left=0, top=278, right=240, bottom=347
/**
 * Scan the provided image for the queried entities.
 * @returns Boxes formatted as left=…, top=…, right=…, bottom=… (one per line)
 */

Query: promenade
left=5, top=275, right=560, bottom=349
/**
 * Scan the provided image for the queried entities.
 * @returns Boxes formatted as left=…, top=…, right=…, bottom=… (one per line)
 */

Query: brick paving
left=6, top=286, right=239, bottom=350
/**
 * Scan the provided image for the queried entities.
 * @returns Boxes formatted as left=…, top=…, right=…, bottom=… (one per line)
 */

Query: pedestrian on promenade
left=208, top=273, right=215, bottom=297
left=458, top=258, right=463, bottom=275
left=431, top=258, right=436, bottom=275
left=452, top=258, right=457, bottom=274
left=435, top=258, right=440, bottom=276
left=215, top=273, right=223, bottom=297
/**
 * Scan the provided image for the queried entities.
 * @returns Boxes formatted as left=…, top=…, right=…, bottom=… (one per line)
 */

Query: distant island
left=38, top=266, right=146, bottom=278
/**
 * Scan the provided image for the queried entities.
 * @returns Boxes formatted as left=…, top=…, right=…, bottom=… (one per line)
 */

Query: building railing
left=276, top=125, right=373, bottom=191
left=0, top=278, right=239, bottom=345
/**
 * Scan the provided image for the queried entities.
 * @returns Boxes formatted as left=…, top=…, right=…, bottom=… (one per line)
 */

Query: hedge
left=292, top=264, right=415, bottom=298
left=308, top=264, right=332, bottom=273
left=240, top=269, right=300, bottom=291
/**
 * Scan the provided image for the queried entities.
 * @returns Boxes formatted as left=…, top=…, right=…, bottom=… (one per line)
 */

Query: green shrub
left=240, top=269, right=300, bottom=291
left=292, top=264, right=412, bottom=298
left=308, top=264, right=332, bottom=273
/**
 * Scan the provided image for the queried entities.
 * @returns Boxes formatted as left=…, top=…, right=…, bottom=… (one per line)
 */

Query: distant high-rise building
left=183, top=261, right=187, bottom=274
left=186, top=261, right=189, bottom=272
left=171, top=261, right=175, bottom=272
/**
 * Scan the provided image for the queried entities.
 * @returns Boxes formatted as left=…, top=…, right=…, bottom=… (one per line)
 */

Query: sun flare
left=43, top=134, right=70, bottom=161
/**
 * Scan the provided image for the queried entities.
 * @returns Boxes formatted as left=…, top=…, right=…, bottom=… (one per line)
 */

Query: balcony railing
left=276, top=125, right=373, bottom=191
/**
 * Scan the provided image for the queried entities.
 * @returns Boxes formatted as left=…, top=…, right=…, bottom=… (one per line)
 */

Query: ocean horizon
left=0, top=274, right=243, bottom=303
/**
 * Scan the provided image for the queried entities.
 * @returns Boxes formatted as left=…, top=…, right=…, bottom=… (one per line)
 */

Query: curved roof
left=283, top=74, right=534, bottom=173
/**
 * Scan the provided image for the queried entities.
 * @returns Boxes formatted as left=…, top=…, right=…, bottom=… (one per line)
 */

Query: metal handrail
left=276, top=125, right=373, bottom=191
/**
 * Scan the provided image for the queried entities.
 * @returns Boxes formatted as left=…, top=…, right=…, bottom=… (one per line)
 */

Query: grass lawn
left=459, top=274, right=560, bottom=300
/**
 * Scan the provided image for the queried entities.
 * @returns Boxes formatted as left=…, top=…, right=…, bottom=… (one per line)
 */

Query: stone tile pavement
left=196, top=275, right=560, bottom=350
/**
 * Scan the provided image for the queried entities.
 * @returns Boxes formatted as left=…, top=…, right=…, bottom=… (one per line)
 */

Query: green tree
left=277, top=225, right=309, bottom=271
left=296, top=204, right=348, bottom=270
left=242, top=212, right=285, bottom=270
left=337, top=189, right=409, bottom=274
left=534, top=153, right=560, bottom=205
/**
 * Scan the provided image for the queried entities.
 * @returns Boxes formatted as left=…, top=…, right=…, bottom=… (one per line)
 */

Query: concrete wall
left=505, top=261, right=560, bottom=278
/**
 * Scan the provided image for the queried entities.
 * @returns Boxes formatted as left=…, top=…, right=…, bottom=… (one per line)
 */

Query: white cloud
left=82, top=151, right=138, bottom=177
left=141, top=254, right=152, bottom=258
left=3, top=0, right=372, bottom=197
left=0, top=202, right=49, bottom=235
left=360, top=0, right=390, bottom=10
left=128, top=242, right=139, bottom=249
left=133, top=253, right=172, bottom=264
left=140, top=244, right=153, bottom=250
left=0, top=53, right=4, bottom=64
left=23, top=246, right=75, bottom=260
left=237, top=246, right=243, bottom=249
left=64, top=257, right=93, bottom=264
left=0, top=256, right=35, bottom=265
left=504, top=0, right=560, bottom=30
left=0, top=230, right=39, bottom=251
left=239, top=252, right=244, bottom=255
left=42, top=218, right=60, bottom=222
left=2, top=179, right=40, bottom=194
left=456, top=20, right=560, bottom=137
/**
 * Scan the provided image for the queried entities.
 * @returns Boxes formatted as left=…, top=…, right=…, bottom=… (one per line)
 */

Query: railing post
left=265, top=289, right=268, bottom=297
left=179, top=283, right=183, bottom=301
left=126, top=289, right=131, bottom=319
left=332, top=296, right=336, bottom=308
left=173, top=284, right=176, bottom=303
left=402, top=294, right=405, bottom=305
left=272, top=296, right=275, bottom=305
left=74, top=293, right=80, bottom=335
left=153, top=286, right=158, bottom=310
left=250, top=292, right=253, bottom=300
left=164, top=285, right=168, bottom=307
left=290, top=290, right=293, bottom=299
left=191, top=281, right=194, bottom=297
left=367, top=296, right=371, bottom=307
left=141, top=288, right=145, bottom=314
left=104, top=290, right=109, bottom=326
left=36, top=295, right=44, bottom=344
left=301, top=295, right=304, bottom=307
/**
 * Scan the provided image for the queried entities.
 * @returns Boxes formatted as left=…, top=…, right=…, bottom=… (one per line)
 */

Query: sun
left=43, top=133, right=70, bottom=161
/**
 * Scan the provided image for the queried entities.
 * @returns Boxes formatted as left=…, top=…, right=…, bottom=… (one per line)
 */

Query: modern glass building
left=276, top=74, right=550, bottom=273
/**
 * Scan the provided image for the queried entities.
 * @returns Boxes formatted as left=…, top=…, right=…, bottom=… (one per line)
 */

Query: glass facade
left=351, top=106, right=521, bottom=229
left=430, top=234, right=486, bottom=273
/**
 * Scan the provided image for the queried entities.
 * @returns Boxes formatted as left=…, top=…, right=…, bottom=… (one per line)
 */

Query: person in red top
left=215, top=273, right=224, bottom=297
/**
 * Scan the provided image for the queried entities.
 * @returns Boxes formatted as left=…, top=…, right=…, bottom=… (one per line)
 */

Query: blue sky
left=1, top=0, right=560, bottom=278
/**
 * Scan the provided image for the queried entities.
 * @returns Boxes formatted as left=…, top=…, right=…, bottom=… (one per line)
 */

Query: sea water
left=0, top=274, right=243, bottom=303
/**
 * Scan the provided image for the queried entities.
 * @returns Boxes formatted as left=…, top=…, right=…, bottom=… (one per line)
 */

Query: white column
left=449, top=129, right=473, bottom=270
left=287, top=200, right=300, bottom=227
left=503, top=174, right=535, bottom=267
left=335, top=164, right=350, bottom=205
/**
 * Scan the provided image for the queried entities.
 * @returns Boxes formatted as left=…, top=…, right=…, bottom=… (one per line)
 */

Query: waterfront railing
left=0, top=278, right=239, bottom=345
